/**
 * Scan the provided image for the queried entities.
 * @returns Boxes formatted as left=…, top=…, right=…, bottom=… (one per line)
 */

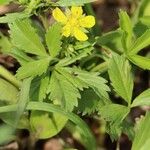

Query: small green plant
left=0, top=0, right=150, bottom=149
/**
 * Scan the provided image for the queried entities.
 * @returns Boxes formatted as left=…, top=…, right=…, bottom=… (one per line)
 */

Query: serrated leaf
left=129, top=29, right=150, bottom=55
left=99, top=104, right=130, bottom=123
left=45, top=23, right=62, bottom=57
left=30, top=111, right=67, bottom=139
left=69, top=68, right=110, bottom=102
left=57, top=0, right=97, bottom=6
left=78, top=88, right=102, bottom=115
left=108, top=54, right=133, bottom=104
left=0, top=12, right=29, bottom=23
left=96, top=30, right=123, bottom=53
left=119, top=10, right=132, bottom=50
left=48, top=71, right=81, bottom=111
left=128, top=54, right=150, bottom=70
left=131, top=89, right=150, bottom=107
left=0, top=78, right=18, bottom=104
left=56, top=67, right=88, bottom=91
left=101, top=104, right=130, bottom=141
left=9, top=19, right=47, bottom=56
left=132, top=112, right=150, bottom=150
left=16, top=58, right=50, bottom=79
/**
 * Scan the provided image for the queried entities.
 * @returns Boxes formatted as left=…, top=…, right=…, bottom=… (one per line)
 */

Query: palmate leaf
left=108, top=54, right=133, bottom=104
left=45, top=23, right=62, bottom=57
left=16, top=58, right=51, bottom=80
left=57, top=0, right=97, bottom=6
left=9, top=19, right=47, bottom=56
left=48, top=70, right=81, bottom=111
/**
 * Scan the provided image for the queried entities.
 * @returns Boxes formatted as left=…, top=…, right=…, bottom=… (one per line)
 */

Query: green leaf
left=132, top=0, right=150, bottom=23
left=68, top=68, right=110, bottom=101
left=57, top=0, right=97, bottom=6
left=129, top=29, right=150, bottom=55
left=99, top=104, right=130, bottom=123
left=68, top=68, right=110, bottom=103
left=78, top=88, right=102, bottom=115
left=119, top=10, right=132, bottom=50
left=45, top=23, right=62, bottom=57
left=99, top=104, right=130, bottom=141
left=0, top=12, right=29, bottom=23
left=9, top=19, right=47, bottom=56
left=140, top=16, right=150, bottom=26
left=133, top=21, right=149, bottom=38
left=108, top=54, right=133, bottom=104
left=56, top=67, right=88, bottom=91
left=26, top=102, right=96, bottom=150
left=39, top=75, right=50, bottom=102
left=131, top=89, right=150, bottom=107
left=11, top=49, right=34, bottom=65
left=0, top=125, right=15, bottom=145
left=0, top=78, right=18, bottom=104
left=48, top=71, right=81, bottom=111
left=132, top=112, right=150, bottom=150
left=16, top=58, right=50, bottom=79
left=30, top=111, right=68, bottom=139
left=128, top=54, right=150, bottom=70
left=0, top=33, right=12, bottom=54
left=0, top=102, right=96, bottom=150
left=15, top=78, right=32, bottom=125
left=0, top=0, right=12, bottom=5
left=96, top=30, right=123, bottom=53
left=57, top=46, right=93, bottom=67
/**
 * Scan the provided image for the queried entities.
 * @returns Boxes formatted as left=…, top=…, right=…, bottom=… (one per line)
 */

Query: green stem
left=0, top=65, right=21, bottom=88
left=91, top=61, right=108, bottom=73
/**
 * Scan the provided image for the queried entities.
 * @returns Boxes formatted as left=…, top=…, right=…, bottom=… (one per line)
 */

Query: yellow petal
left=52, top=7, right=67, bottom=24
left=79, top=16, right=95, bottom=28
left=71, top=6, right=83, bottom=18
left=62, top=24, right=71, bottom=37
left=73, top=27, right=88, bottom=41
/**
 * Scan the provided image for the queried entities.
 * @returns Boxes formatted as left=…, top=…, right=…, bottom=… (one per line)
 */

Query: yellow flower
left=52, top=6, right=95, bottom=41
